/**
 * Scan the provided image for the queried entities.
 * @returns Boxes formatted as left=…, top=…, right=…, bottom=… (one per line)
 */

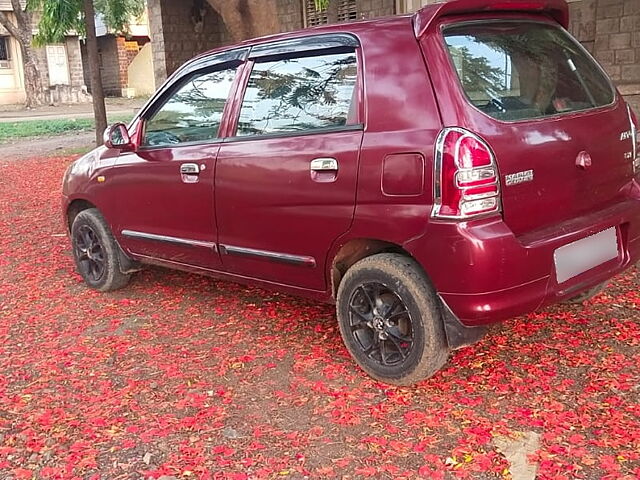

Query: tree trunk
left=82, top=0, right=108, bottom=146
left=205, top=0, right=280, bottom=42
left=19, top=40, right=44, bottom=108
left=0, top=6, right=44, bottom=108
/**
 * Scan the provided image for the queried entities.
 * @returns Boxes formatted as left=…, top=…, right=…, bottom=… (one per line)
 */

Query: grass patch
left=0, top=115, right=133, bottom=143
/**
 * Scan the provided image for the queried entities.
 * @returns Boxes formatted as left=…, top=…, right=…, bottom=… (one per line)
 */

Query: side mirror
left=103, top=123, right=132, bottom=150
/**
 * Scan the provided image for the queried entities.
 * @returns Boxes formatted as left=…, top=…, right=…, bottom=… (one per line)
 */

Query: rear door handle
left=180, top=163, right=200, bottom=175
left=310, top=157, right=338, bottom=172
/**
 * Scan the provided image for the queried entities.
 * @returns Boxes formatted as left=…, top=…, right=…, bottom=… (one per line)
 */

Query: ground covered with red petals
left=1, top=155, right=639, bottom=480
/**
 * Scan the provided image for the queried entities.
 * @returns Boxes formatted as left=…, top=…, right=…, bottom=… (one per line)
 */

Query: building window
left=303, top=0, right=357, bottom=27
left=304, top=0, right=328, bottom=26
left=337, top=0, right=358, bottom=22
left=0, top=37, right=10, bottom=68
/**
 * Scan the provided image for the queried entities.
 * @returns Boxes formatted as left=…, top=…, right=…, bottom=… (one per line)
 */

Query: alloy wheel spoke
left=380, top=339, right=388, bottom=365
left=387, top=309, right=409, bottom=322
left=386, top=325, right=412, bottom=344
left=362, top=341, right=380, bottom=359
left=92, top=247, right=104, bottom=262
left=385, top=296, right=402, bottom=318
left=349, top=305, right=370, bottom=322
left=386, top=334, right=408, bottom=359
left=357, top=285, right=376, bottom=311
left=82, top=229, right=94, bottom=249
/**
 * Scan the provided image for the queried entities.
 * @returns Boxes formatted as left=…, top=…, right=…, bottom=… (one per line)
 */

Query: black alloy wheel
left=336, top=253, right=449, bottom=385
left=70, top=208, right=132, bottom=292
left=348, top=282, right=414, bottom=367
left=74, top=224, right=106, bottom=283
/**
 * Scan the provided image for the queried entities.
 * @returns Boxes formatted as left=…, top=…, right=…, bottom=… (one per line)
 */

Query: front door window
left=143, top=68, right=238, bottom=147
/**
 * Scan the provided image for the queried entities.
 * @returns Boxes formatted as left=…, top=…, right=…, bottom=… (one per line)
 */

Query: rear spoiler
left=413, top=0, right=569, bottom=38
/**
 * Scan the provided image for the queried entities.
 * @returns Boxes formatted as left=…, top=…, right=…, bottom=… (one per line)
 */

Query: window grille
left=0, top=37, right=10, bottom=61
left=303, top=0, right=357, bottom=27
left=304, top=0, right=328, bottom=26
left=337, top=0, right=357, bottom=22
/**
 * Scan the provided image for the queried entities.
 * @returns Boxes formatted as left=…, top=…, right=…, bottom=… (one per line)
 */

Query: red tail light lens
left=432, top=127, right=501, bottom=219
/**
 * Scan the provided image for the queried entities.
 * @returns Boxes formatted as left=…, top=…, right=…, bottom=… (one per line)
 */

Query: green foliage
left=27, top=0, right=83, bottom=46
left=314, top=0, right=330, bottom=11
left=27, top=0, right=145, bottom=45
left=94, top=0, right=144, bottom=34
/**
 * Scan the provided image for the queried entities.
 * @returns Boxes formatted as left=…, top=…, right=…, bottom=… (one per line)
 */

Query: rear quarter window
left=443, top=21, right=615, bottom=122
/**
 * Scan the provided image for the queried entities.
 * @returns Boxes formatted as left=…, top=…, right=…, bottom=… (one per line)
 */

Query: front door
left=46, top=45, right=69, bottom=86
left=111, top=63, right=240, bottom=269
left=215, top=46, right=363, bottom=290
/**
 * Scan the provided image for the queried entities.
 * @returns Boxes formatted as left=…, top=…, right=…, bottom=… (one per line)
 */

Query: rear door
left=432, top=19, right=634, bottom=235
left=215, top=36, right=363, bottom=290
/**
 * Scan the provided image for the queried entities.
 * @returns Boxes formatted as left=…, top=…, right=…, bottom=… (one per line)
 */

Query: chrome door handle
left=310, top=157, right=338, bottom=172
left=180, top=163, right=200, bottom=175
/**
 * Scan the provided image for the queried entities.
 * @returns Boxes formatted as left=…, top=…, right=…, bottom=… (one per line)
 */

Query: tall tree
left=29, top=0, right=144, bottom=145
left=83, top=0, right=107, bottom=145
left=0, top=0, right=44, bottom=108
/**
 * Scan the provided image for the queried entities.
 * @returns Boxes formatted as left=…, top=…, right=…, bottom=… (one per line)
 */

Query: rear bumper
left=408, top=189, right=640, bottom=326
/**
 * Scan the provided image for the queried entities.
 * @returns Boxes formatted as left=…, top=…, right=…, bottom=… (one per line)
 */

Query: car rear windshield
left=443, top=21, right=615, bottom=122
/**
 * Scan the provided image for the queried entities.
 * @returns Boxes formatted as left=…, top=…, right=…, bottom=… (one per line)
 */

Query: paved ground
left=0, top=149, right=639, bottom=480
left=0, top=98, right=147, bottom=123
left=0, top=131, right=95, bottom=159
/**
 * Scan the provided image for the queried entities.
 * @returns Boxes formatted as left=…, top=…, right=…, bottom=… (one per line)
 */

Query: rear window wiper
left=565, top=53, right=596, bottom=107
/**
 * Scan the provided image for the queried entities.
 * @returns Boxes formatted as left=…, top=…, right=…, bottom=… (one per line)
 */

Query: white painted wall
left=0, top=31, right=26, bottom=105
left=127, top=43, right=155, bottom=97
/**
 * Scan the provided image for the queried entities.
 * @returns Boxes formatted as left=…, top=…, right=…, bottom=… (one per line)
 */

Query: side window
left=236, top=51, right=358, bottom=137
left=143, top=67, right=237, bottom=147
left=0, top=37, right=11, bottom=68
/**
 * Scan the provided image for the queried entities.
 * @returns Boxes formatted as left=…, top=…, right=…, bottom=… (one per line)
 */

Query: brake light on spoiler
left=414, top=0, right=569, bottom=38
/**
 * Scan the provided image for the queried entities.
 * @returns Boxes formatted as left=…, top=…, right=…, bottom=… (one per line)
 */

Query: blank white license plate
left=554, top=227, right=619, bottom=283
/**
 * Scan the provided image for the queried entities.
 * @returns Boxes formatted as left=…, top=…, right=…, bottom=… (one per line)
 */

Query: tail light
left=432, top=127, right=501, bottom=219
left=627, top=104, right=640, bottom=174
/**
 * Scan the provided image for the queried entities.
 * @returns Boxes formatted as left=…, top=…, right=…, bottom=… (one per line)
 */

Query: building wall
left=148, top=0, right=230, bottom=87
left=277, top=0, right=304, bottom=32
left=1, top=35, right=87, bottom=105
left=91, top=35, right=148, bottom=97
left=356, top=0, right=395, bottom=19
left=128, top=42, right=156, bottom=96
left=0, top=32, right=26, bottom=104
left=568, top=0, right=640, bottom=112
left=65, top=37, right=85, bottom=89
left=97, top=36, right=120, bottom=95
left=34, top=37, right=90, bottom=103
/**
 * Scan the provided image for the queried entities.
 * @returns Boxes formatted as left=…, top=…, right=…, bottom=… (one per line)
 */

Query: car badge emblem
left=576, top=151, right=592, bottom=170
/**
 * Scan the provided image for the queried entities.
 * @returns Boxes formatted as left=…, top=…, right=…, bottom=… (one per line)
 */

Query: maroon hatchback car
left=62, top=0, right=640, bottom=385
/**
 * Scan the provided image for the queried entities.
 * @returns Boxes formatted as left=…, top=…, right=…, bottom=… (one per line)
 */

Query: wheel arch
left=66, top=199, right=98, bottom=232
left=329, top=238, right=423, bottom=299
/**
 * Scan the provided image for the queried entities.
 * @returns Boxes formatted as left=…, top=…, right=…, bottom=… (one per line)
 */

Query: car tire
left=336, top=253, right=449, bottom=386
left=71, top=208, right=131, bottom=292
left=563, top=282, right=607, bottom=305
